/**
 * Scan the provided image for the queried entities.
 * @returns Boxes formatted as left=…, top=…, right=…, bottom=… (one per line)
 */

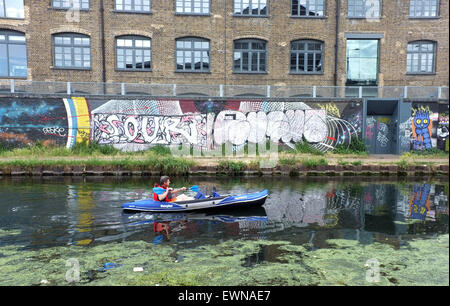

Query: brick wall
left=0, top=0, right=448, bottom=87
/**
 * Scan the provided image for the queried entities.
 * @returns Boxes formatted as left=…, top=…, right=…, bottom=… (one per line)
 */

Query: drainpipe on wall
left=224, top=0, right=227, bottom=89
left=334, top=0, right=340, bottom=89
left=100, top=0, right=107, bottom=93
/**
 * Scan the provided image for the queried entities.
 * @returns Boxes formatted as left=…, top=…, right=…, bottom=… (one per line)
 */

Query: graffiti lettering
left=42, top=127, right=67, bottom=137
left=93, top=114, right=207, bottom=146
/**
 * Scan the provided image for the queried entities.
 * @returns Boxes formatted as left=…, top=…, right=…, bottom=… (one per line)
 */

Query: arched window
left=407, top=41, right=436, bottom=74
left=290, top=40, right=323, bottom=74
left=53, top=33, right=91, bottom=69
left=0, top=30, right=27, bottom=77
left=0, top=0, right=24, bottom=19
left=116, top=35, right=152, bottom=71
left=233, top=39, right=267, bottom=73
left=176, top=37, right=210, bottom=72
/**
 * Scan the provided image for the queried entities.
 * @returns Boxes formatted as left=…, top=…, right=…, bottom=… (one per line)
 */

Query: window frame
left=345, top=39, right=380, bottom=86
left=115, top=35, right=152, bottom=72
left=175, top=37, right=211, bottom=73
left=233, top=39, right=268, bottom=74
left=233, top=0, right=269, bottom=17
left=406, top=40, right=436, bottom=75
left=52, top=33, right=91, bottom=70
left=290, top=0, right=326, bottom=18
left=409, top=0, right=439, bottom=18
left=0, top=30, right=28, bottom=78
left=0, top=0, right=25, bottom=19
left=114, top=0, right=152, bottom=14
left=289, top=39, right=324, bottom=75
left=347, top=0, right=382, bottom=19
left=175, top=0, right=211, bottom=15
left=51, top=0, right=90, bottom=11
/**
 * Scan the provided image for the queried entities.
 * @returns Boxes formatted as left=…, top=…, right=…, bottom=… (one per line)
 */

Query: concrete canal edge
left=0, top=164, right=448, bottom=177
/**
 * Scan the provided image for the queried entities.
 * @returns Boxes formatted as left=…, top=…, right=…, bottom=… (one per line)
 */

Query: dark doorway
left=365, top=100, right=399, bottom=154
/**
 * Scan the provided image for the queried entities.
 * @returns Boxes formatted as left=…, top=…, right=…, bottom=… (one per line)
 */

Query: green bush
left=294, top=141, right=324, bottom=155
left=333, top=137, right=367, bottom=154
left=218, top=160, right=246, bottom=175
left=301, top=158, right=328, bottom=167
left=71, top=140, right=120, bottom=156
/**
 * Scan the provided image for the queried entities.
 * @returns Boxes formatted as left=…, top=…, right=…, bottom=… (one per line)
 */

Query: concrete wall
left=0, top=96, right=448, bottom=153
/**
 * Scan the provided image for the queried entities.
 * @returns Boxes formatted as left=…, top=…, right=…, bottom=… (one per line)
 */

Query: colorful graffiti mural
left=0, top=97, right=90, bottom=149
left=91, top=99, right=361, bottom=152
left=1, top=97, right=448, bottom=154
left=412, top=105, right=433, bottom=150
left=437, top=106, right=449, bottom=152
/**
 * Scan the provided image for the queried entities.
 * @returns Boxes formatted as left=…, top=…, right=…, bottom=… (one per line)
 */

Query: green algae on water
left=0, top=235, right=448, bottom=286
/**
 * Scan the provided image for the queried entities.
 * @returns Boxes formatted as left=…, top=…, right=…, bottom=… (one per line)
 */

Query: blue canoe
left=122, top=189, right=269, bottom=213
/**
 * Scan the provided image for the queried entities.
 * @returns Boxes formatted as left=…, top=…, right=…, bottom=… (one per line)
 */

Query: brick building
left=0, top=0, right=448, bottom=88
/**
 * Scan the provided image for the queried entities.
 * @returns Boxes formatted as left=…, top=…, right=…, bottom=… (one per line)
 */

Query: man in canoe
left=153, top=176, right=194, bottom=202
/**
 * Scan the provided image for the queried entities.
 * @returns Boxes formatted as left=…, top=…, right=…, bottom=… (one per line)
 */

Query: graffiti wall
left=1, top=97, right=448, bottom=154
left=437, top=104, right=449, bottom=152
left=0, top=97, right=90, bottom=149
left=91, top=99, right=362, bottom=152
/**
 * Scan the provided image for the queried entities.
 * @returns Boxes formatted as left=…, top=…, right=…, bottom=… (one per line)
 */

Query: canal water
left=0, top=176, right=448, bottom=286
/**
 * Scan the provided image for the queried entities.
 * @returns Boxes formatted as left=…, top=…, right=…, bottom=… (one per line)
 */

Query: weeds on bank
left=301, top=157, right=328, bottom=167
left=218, top=160, right=246, bottom=175
left=332, top=138, right=368, bottom=156
left=402, top=148, right=449, bottom=158
left=293, top=141, right=324, bottom=156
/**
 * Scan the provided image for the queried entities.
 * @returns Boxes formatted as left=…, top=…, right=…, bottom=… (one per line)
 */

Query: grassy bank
left=0, top=142, right=448, bottom=176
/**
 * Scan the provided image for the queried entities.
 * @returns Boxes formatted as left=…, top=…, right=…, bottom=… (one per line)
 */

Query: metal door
left=365, top=116, right=395, bottom=154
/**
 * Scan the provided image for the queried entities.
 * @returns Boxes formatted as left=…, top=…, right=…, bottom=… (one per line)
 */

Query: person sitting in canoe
left=153, top=176, right=194, bottom=202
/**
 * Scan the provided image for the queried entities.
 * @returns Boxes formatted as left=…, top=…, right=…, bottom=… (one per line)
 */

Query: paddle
left=153, top=185, right=199, bottom=195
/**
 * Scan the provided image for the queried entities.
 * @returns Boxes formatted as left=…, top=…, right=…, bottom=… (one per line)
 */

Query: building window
left=346, top=39, right=379, bottom=86
left=115, top=0, right=151, bottom=12
left=234, top=0, right=268, bottom=16
left=291, top=0, right=324, bottom=17
left=52, top=0, right=90, bottom=10
left=407, top=41, right=436, bottom=74
left=53, top=33, right=91, bottom=69
left=410, top=0, right=439, bottom=17
left=290, top=40, right=323, bottom=74
left=0, top=31, right=27, bottom=77
left=176, top=0, right=210, bottom=14
left=0, top=0, right=24, bottom=18
left=176, top=37, right=210, bottom=72
left=233, top=39, right=267, bottom=73
left=348, top=0, right=380, bottom=18
left=116, top=36, right=152, bottom=71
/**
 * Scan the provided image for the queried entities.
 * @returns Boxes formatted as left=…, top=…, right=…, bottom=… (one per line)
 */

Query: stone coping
left=0, top=164, right=448, bottom=177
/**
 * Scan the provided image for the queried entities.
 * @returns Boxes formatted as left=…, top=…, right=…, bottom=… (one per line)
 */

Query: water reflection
left=0, top=177, right=448, bottom=251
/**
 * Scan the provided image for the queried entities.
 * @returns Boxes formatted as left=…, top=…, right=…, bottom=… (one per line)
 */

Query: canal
left=0, top=176, right=448, bottom=286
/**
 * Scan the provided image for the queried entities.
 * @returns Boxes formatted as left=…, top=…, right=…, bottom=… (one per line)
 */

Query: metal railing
left=0, top=79, right=448, bottom=100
